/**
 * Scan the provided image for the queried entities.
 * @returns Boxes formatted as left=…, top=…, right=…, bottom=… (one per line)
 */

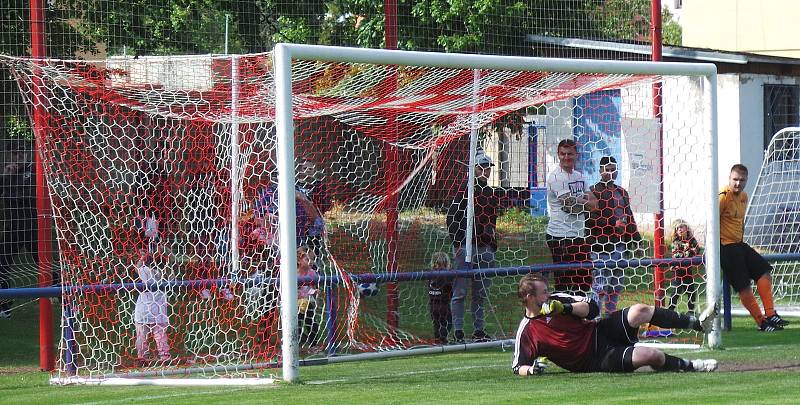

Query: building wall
left=682, top=0, right=800, bottom=58
left=736, top=73, right=800, bottom=183
left=717, top=74, right=744, bottom=192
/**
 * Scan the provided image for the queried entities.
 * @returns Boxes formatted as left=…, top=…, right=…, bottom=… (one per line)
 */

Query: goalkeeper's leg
left=626, top=303, right=712, bottom=332
left=590, top=345, right=717, bottom=372
left=634, top=347, right=717, bottom=372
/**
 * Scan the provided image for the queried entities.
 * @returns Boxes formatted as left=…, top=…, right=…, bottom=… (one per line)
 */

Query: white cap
left=475, top=150, right=494, bottom=167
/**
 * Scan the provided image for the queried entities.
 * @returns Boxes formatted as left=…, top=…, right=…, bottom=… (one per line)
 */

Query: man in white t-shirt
left=545, top=139, right=597, bottom=295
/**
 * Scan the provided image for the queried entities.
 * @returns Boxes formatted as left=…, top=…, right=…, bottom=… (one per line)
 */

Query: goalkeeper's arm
left=543, top=294, right=599, bottom=319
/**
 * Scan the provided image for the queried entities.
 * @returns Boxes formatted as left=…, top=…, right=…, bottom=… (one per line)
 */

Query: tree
left=1, top=0, right=684, bottom=141
left=661, top=7, right=682, bottom=46
left=1, top=0, right=97, bottom=142
left=588, top=0, right=682, bottom=45
left=54, top=0, right=610, bottom=57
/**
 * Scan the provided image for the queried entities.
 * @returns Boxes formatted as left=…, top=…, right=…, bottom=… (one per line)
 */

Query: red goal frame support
left=30, top=0, right=55, bottom=371
left=651, top=0, right=667, bottom=307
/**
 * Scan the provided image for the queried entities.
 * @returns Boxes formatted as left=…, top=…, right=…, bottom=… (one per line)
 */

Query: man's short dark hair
left=731, top=164, right=748, bottom=175
left=599, top=156, right=617, bottom=168
left=518, top=273, right=547, bottom=303
left=557, top=139, right=577, bottom=150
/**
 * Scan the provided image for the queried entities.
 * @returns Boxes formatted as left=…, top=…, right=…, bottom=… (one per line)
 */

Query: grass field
left=1, top=302, right=799, bottom=404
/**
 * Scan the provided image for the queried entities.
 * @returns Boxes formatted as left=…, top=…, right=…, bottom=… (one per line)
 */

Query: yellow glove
left=298, top=298, right=310, bottom=313
left=540, top=300, right=567, bottom=316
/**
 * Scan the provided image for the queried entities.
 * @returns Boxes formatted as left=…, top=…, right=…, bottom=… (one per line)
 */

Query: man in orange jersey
left=719, top=164, right=789, bottom=331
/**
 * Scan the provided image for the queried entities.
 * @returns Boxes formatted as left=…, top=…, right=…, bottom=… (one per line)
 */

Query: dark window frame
left=763, top=84, right=800, bottom=149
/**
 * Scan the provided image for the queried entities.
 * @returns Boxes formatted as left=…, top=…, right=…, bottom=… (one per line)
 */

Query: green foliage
left=662, top=9, right=683, bottom=45
left=5, top=115, right=33, bottom=141
left=1, top=0, right=96, bottom=138
left=497, top=207, right=546, bottom=234
left=2, top=0, right=683, bottom=59
left=0, top=0, right=96, bottom=58
left=73, top=0, right=238, bottom=55
left=590, top=0, right=649, bottom=42
left=589, top=0, right=682, bottom=45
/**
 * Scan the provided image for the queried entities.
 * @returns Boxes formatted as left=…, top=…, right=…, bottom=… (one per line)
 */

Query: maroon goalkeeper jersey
left=512, top=293, right=597, bottom=373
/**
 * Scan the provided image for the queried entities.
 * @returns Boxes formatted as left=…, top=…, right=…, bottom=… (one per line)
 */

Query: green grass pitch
left=1, top=302, right=799, bottom=404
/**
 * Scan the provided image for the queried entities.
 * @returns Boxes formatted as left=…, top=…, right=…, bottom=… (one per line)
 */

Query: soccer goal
left=3, top=45, right=719, bottom=384
left=745, top=127, right=800, bottom=312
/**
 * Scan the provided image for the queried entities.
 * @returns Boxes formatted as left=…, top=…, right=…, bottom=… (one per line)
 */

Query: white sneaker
left=698, top=301, right=719, bottom=334
left=222, top=289, right=235, bottom=301
left=0, top=310, right=10, bottom=319
left=691, top=359, right=718, bottom=372
left=200, top=289, right=212, bottom=300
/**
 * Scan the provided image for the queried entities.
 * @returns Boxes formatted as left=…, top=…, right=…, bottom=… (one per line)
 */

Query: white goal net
left=745, top=127, right=800, bottom=308
left=2, top=46, right=720, bottom=383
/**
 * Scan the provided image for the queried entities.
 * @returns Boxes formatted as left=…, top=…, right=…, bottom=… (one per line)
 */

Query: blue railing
left=0, top=255, right=715, bottom=298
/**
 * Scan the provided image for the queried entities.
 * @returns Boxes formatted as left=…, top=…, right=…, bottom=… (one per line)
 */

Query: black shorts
left=720, top=242, right=771, bottom=292
left=586, top=307, right=639, bottom=373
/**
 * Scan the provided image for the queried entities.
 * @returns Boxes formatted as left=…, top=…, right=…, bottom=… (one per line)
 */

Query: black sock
left=650, top=307, right=695, bottom=329
left=659, top=354, right=692, bottom=372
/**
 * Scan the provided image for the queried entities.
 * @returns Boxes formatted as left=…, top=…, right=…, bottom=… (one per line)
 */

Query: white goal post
left=273, top=43, right=721, bottom=382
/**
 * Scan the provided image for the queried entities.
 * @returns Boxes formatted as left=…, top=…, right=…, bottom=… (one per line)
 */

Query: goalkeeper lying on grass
left=512, top=273, right=719, bottom=375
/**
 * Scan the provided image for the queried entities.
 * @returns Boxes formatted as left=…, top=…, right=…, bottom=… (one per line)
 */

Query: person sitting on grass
left=512, top=273, right=718, bottom=376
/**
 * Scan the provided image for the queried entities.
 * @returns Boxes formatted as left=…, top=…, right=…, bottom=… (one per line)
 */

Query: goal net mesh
left=745, top=127, right=800, bottom=307
left=4, top=52, right=712, bottom=380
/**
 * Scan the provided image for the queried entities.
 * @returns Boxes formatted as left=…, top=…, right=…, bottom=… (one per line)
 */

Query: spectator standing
left=143, top=210, right=160, bottom=253
left=586, top=156, right=640, bottom=317
left=545, top=139, right=597, bottom=295
left=446, top=149, right=499, bottom=343
left=254, top=160, right=326, bottom=253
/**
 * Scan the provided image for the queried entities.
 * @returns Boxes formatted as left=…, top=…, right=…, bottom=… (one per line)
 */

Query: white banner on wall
left=621, top=117, right=662, bottom=214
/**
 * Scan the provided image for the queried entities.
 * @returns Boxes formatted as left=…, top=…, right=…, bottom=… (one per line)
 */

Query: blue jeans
left=591, top=243, right=626, bottom=317
left=451, top=245, right=494, bottom=333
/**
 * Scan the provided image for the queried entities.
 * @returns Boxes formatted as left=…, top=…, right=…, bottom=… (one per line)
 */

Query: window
left=763, top=84, right=800, bottom=149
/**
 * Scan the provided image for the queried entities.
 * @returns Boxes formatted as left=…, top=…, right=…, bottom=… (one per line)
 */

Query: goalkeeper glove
left=540, top=300, right=573, bottom=316
left=527, top=358, right=549, bottom=375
